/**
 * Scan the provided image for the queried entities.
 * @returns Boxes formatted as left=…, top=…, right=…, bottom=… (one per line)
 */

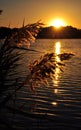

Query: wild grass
left=27, top=52, right=74, bottom=92
left=0, top=22, right=43, bottom=103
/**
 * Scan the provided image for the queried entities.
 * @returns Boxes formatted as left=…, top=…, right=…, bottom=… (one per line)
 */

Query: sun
left=49, top=19, right=66, bottom=28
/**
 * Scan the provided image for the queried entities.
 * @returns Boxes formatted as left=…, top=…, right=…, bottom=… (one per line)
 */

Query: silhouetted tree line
left=0, top=26, right=81, bottom=40
left=37, top=26, right=81, bottom=39
left=0, top=27, right=21, bottom=39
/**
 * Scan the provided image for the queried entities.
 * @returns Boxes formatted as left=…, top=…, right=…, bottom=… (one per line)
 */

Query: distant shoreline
left=37, top=26, right=81, bottom=39
left=0, top=26, right=81, bottom=39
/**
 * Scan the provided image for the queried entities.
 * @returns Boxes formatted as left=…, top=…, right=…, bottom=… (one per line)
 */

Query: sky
left=0, top=0, right=81, bottom=28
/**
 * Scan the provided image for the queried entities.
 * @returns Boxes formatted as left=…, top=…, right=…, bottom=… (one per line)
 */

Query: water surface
left=1, top=39, right=81, bottom=129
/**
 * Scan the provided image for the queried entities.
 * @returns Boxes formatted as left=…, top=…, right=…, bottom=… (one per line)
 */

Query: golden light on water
left=55, top=42, right=61, bottom=54
left=54, top=88, right=58, bottom=94
left=51, top=41, right=61, bottom=106
left=55, top=41, right=61, bottom=62
left=51, top=102, right=57, bottom=106
left=54, top=68, right=59, bottom=81
left=53, top=41, right=61, bottom=90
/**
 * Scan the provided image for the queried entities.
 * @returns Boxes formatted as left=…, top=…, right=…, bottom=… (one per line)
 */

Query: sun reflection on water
left=55, top=41, right=61, bottom=62
left=55, top=42, right=61, bottom=55
left=54, top=88, right=58, bottom=94
left=53, top=41, right=61, bottom=90
left=52, top=41, right=61, bottom=106
left=51, top=102, right=57, bottom=106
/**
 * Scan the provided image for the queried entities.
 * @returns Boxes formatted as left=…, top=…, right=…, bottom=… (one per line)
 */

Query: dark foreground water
left=0, top=39, right=81, bottom=129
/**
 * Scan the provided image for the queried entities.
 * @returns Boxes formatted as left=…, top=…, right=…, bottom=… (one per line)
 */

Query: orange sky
left=0, top=0, right=81, bottom=29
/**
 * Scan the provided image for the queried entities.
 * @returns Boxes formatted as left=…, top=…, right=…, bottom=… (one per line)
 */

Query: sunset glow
left=49, top=19, right=66, bottom=28
left=0, top=0, right=81, bottom=28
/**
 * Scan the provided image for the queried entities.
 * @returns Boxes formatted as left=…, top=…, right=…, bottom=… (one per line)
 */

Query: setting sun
left=49, top=19, right=66, bottom=28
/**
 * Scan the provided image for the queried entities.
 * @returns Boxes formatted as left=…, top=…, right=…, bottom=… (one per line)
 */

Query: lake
left=0, top=39, right=81, bottom=129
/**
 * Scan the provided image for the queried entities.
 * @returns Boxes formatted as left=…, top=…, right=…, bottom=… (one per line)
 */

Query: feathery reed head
left=27, top=52, right=74, bottom=91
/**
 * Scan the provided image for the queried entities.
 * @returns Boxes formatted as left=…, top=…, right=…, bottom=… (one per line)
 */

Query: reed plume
left=27, top=52, right=74, bottom=92
left=0, top=21, right=43, bottom=98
